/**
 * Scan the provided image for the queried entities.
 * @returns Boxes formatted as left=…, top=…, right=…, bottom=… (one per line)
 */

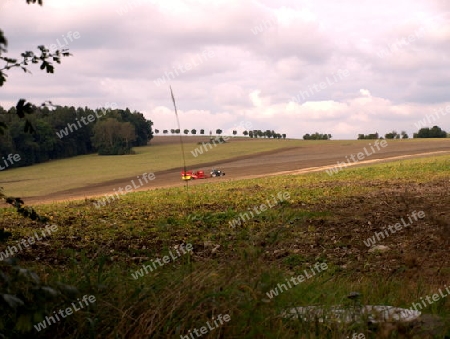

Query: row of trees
left=245, top=130, right=286, bottom=139
left=303, top=133, right=332, bottom=140
left=358, top=132, right=381, bottom=140
left=154, top=128, right=209, bottom=135
left=358, top=131, right=409, bottom=139
left=0, top=105, right=153, bottom=169
left=154, top=128, right=287, bottom=139
left=384, top=130, right=408, bottom=139
left=358, top=127, right=447, bottom=140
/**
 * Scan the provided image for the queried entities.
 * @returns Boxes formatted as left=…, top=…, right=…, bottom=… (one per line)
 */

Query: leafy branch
left=0, top=26, right=71, bottom=135
left=0, top=187, right=48, bottom=227
left=0, top=31, right=71, bottom=87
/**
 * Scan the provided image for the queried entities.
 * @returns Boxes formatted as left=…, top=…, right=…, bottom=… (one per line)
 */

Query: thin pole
left=170, top=86, right=189, bottom=193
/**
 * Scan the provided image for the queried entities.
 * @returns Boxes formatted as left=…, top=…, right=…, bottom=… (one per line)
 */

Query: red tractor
left=181, top=169, right=225, bottom=180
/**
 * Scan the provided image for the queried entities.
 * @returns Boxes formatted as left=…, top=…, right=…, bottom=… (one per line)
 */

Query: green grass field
left=1, top=154, right=449, bottom=338
left=1, top=137, right=446, bottom=198
left=0, top=138, right=305, bottom=197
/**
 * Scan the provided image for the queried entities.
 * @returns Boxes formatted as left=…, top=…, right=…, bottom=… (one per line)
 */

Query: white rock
left=368, top=245, right=390, bottom=253
left=281, top=305, right=421, bottom=324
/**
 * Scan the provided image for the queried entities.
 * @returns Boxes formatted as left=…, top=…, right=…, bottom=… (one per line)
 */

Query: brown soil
left=2, top=138, right=450, bottom=336
left=20, top=138, right=450, bottom=206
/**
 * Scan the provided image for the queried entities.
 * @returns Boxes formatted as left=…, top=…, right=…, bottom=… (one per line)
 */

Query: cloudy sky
left=1, top=0, right=449, bottom=139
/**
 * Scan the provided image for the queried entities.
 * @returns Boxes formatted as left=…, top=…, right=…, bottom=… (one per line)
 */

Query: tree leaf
left=16, top=99, right=26, bottom=118
left=0, top=72, right=7, bottom=87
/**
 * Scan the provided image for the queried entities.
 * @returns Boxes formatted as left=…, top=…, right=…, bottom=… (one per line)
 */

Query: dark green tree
left=357, top=132, right=379, bottom=140
left=384, top=130, right=399, bottom=139
left=413, top=126, right=447, bottom=138
left=116, top=108, right=152, bottom=146
left=92, top=118, right=136, bottom=155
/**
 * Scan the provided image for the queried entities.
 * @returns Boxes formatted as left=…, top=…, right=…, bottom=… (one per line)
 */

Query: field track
left=22, top=138, right=450, bottom=205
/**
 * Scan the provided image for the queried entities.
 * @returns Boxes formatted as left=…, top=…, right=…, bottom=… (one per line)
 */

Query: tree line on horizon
left=153, top=128, right=287, bottom=139
left=298, top=126, right=449, bottom=140
left=301, top=127, right=448, bottom=140
left=357, top=126, right=448, bottom=140
left=303, top=132, right=332, bottom=140
left=0, top=105, right=153, bottom=170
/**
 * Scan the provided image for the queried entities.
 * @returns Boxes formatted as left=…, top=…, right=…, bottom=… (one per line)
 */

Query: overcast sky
left=1, top=0, right=449, bottom=139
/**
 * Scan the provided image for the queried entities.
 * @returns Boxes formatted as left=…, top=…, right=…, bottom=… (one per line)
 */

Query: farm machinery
left=181, top=169, right=225, bottom=180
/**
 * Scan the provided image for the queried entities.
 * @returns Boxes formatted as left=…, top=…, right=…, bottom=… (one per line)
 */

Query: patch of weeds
left=188, top=208, right=235, bottom=226
left=283, top=254, right=307, bottom=268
